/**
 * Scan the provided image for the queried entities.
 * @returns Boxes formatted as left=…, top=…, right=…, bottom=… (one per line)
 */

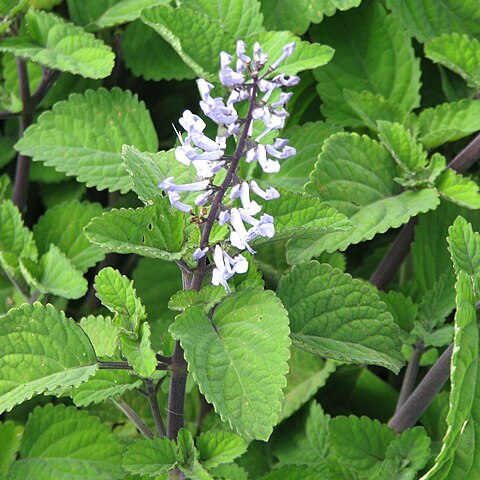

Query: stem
left=12, top=58, right=33, bottom=213
left=0, top=110, right=18, bottom=120
left=394, top=339, right=425, bottom=413
left=166, top=82, right=259, bottom=444
left=12, top=62, right=59, bottom=214
left=146, top=379, right=167, bottom=437
left=99, top=361, right=168, bottom=371
left=388, top=343, right=453, bottom=433
left=447, top=132, right=480, bottom=173
left=113, top=399, right=155, bottom=439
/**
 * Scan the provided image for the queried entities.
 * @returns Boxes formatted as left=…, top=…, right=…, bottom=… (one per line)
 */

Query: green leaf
left=168, top=285, right=227, bottom=313
left=279, top=349, right=336, bottom=423
left=411, top=100, right=480, bottom=150
left=312, top=1, right=421, bottom=126
left=275, top=401, right=330, bottom=470
left=141, top=5, right=234, bottom=81
left=177, top=429, right=214, bottom=480
left=386, top=0, right=480, bottom=42
left=94, top=267, right=146, bottom=333
left=261, top=0, right=361, bottom=35
left=79, top=315, right=120, bottom=358
left=120, top=323, right=157, bottom=378
left=277, top=261, right=404, bottom=373
left=0, top=10, right=114, bottom=78
left=89, top=0, right=170, bottom=30
left=288, top=133, right=439, bottom=263
left=251, top=31, right=334, bottom=76
left=422, top=271, right=478, bottom=478
left=33, top=200, right=104, bottom=272
left=436, top=169, right=480, bottom=209
left=259, top=466, right=324, bottom=480
left=122, top=20, right=195, bottom=81
left=196, top=430, right=247, bottom=468
left=170, top=288, right=291, bottom=441
left=425, top=34, right=480, bottom=88
left=0, top=421, right=22, bottom=475
left=70, top=370, right=142, bottom=407
left=343, top=90, right=409, bottom=132
left=123, top=437, right=177, bottom=477
left=0, top=200, right=38, bottom=280
left=379, top=290, right=417, bottom=337
left=15, top=88, right=158, bottom=193
left=384, top=427, right=431, bottom=478
left=377, top=121, right=428, bottom=174
left=85, top=198, right=186, bottom=260
left=254, top=190, right=351, bottom=248
left=447, top=216, right=480, bottom=276
left=183, top=0, right=265, bottom=39
left=9, top=404, right=123, bottom=479
left=330, top=416, right=395, bottom=476
left=0, top=303, right=98, bottom=413
left=66, top=0, right=117, bottom=27
left=122, top=146, right=197, bottom=205
left=264, top=122, right=342, bottom=192
left=19, top=245, right=88, bottom=299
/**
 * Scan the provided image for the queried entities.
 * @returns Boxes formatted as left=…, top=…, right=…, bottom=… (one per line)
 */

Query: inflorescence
left=158, top=40, right=299, bottom=290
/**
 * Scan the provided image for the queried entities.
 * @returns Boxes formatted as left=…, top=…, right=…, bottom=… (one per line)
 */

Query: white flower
left=238, top=182, right=262, bottom=216
left=269, top=41, right=296, bottom=70
left=256, top=144, right=281, bottom=173
left=219, top=52, right=245, bottom=87
left=166, top=190, right=193, bottom=213
left=211, top=245, right=248, bottom=291
left=193, top=247, right=208, bottom=260
left=250, top=180, right=280, bottom=200
left=194, top=189, right=213, bottom=206
left=218, top=210, right=230, bottom=226
left=158, top=177, right=210, bottom=193
left=229, top=208, right=256, bottom=253
left=266, top=138, right=296, bottom=159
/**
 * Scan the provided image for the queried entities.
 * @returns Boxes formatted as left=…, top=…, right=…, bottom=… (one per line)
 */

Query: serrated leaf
left=170, top=288, right=291, bottom=441
left=277, top=261, right=404, bottom=373
left=436, top=170, right=480, bottom=209
left=0, top=303, right=98, bottom=413
left=70, top=370, right=142, bottom=407
left=123, top=437, right=177, bottom=477
left=9, top=404, right=123, bottom=479
left=288, top=133, right=439, bottom=262
left=177, top=429, right=214, bottom=480
left=279, top=349, right=336, bottom=423
left=447, top=216, right=480, bottom=276
left=122, top=146, right=197, bottom=205
left=264, top=122, right=342, bottom=192
left=0, top=421, right=22, bottom=475
left=120, top=323, right=157, bottom=378
left=261, top=0, right=361, bottom=34
left=275, top=401, right=330, bottom=470
left=422, top=272, right=478, bottom=479
left=122, top=20, right=195, bottom=81
left=196, top=430, right=247, bottom=468
left=411, top=100, right=480, bottom=150
left=94, top=267, right=145, bottom=333
left=90, top=0, right=169, bottom=30
left=379, top=290, right=417, bottom=337
left=183, top=0, right=264, bottom=39
left=330, top=416, right=395, bottom=476
left=425, top=34, right=480, bottom=88
left=254, top=190, right=351, bottom=248
left=15, top=88, right=158, bottom=193
left=19, top=244, right=88, bottom=299
left=259, top=466, right=324, bottom=480
left=377, top=121, right=428, bottom=173
left=388, top=0, right=480, bottom=42
left=0, top=200, right=38, bottom=282
left=80, top=315, right=120, bottom=358
left=343, top=90, right=409, bottom=132
left=141, top=5, right=234, bottom=82
left=251, top=31, right=334, bottom=76
left=85, top=198, right=186, bottom=260
left=168, top=286, right=227, bottom=313
left=33, top=200, right=105, bottom=272
left=66, top=0, right=118, bottom=27
left=0, top=10, right=114, bottom=78
left=312, top=1, right=421, bottom=126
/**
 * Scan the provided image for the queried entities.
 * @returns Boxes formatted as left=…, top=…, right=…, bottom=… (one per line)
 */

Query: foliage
left=0, top=0, right=480, bottom=479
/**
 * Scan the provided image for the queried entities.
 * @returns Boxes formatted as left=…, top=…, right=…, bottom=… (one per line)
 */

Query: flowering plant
left=1, top=1, right=480, bottom=479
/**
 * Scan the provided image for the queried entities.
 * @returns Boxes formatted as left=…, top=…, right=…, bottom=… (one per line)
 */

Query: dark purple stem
left=389, top=343, right=453, bottom=433
left=113, top=399, right=155, bottom=439
left=99, top=361, right=168, bottom=371
left=12, top=62, right=59, bottom=214
left=166, top=81, right=259, bottom=445
left=146, top=379, right=167, bottom=437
